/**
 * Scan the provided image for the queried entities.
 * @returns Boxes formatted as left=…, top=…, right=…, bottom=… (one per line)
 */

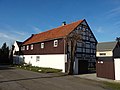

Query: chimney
left=62, top=21, right=66, bottom=26
left=31, top=34, right=34, bottom=37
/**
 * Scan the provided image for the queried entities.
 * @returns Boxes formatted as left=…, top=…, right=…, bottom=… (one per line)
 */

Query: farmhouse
left=19, top=19, right=97, bottom=74
left=96, top=41, right=120, bottom=80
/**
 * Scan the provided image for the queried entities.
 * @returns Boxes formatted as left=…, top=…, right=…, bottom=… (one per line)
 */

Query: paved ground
left=75, top=73, right=120, bottom=83
left=0, top=66, right=108, bottom=90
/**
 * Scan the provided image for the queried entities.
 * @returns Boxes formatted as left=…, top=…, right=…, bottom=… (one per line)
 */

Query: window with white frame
left=41, top=43, right=44, bottom=48
left=23, top=46, right=25, bottom=50
left=36, top=56, right=40, bottom=62
left=21, top=46, right=25, bottom=51
left=21, top=47, right=23, bottom=51
left=27, top=45, right=29, bottom=50
left=31, top=44, right=33, bottom=50
left=54, top=40, right=58, bottom=47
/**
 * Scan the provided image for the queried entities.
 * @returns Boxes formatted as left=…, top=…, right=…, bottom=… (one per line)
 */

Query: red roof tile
left=23, top=20, right=84, bottom=45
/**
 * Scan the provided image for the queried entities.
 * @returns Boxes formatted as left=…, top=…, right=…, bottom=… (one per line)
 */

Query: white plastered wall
left=21, top=54, right=67, bottom=72
left=114, top=58, right=120, bottom=80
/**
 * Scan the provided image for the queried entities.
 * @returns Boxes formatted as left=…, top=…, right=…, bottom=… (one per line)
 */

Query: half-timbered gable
left=66, top=20, right=97, bottom=74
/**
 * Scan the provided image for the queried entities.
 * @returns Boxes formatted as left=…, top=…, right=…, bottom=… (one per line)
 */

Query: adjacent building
left=13, top=41, right=23, bottom=64
left=96, top=41, right=120, bottom=80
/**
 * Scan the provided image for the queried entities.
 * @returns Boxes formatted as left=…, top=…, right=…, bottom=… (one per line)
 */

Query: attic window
left=54, top=40, right=58, bottom=47
left=41, top=43, right=44, bottom=48
left=99, top=53, right=106, bottom=55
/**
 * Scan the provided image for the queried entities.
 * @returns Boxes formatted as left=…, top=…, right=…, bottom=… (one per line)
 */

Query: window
left=76, top=48, right=82, bottom=52
left=41, top=43, right=44, bottom=48
left=36, top=56, right=40, bottom=62
left=98, top=61, right=103, bottom=64
left=77, top=42, right=82, bottom=47
left=21, top=47, right=23, bottom=51
left=54, top=40, right=58, bottom=47
left=99, top=53, right=106, bottom=55
left=86, top=48, right=90, bottom=53
left=21, top=46, right=25, bottom=51
left=23, top=57, right=25, bottom=62
left=83, top=48, right=85, bottom=52
left=27, top=45, right=29, bottom=50
left=31, top=44, right=33, bottom=50
left=86, top=43, right=90, bottom=48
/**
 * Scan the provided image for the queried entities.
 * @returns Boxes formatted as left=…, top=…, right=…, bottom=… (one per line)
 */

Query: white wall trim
left=114, top=58, right=120, bottom=80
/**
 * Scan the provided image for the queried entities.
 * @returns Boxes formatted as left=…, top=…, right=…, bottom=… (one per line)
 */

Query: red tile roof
left=23, top=20, right=84, bottom=45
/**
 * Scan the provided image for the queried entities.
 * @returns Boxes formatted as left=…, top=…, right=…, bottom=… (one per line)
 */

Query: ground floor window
left=36, top=56, right=40, bottom=62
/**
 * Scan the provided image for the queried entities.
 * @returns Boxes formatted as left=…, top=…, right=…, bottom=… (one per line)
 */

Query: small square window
left=31, top=44, right=33, bottom=50
left=54, top=40, right=58, bottom=47
left=27, top=45, right=29, bottom=50
left=41, top=43, right=44, bottom=48
left=99, top=53, right=106, bottom=55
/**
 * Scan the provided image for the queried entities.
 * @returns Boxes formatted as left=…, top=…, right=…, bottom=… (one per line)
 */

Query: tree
left=66, top=30, right=83, bottom=75
left=9, top=45, right=15, bottom=64
left=0, top=42, right=9, bottom=64
left=116, top=37, right=120, bottom=42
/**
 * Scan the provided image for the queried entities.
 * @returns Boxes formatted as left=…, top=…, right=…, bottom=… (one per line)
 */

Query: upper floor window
left=21, top=46, right=25, bottom=51
left=54, top=40, right=58, bottom=47
left=99, top=53, right=106, bottom=55
left=21, top=47, right=23, bottom=51
left=27, top=45, right=29, bottom=50
left=41, top=43, right=44, bottom=48
left=31, top=44, right=33, bottom=50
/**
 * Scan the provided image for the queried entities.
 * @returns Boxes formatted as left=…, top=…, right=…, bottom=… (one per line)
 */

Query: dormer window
left=27, top=45, right=29, bottom=50
left=54, top=40, right=58, bottom=47
left=41, top=43, right=44, bottom=48
left=31, top=44, right=33, bottom=50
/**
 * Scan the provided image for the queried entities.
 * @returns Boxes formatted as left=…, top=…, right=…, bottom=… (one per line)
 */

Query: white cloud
left=95, top=27, right=104, bottom=33
left=11, top=30, right=26, bottom=36
left=106, top=7, right=120, bottom=18
left=0, top=32, right=15, bottom=40
left=114, top=21, right=120, bottom=26
left=32, top=26, right=41, bottom=33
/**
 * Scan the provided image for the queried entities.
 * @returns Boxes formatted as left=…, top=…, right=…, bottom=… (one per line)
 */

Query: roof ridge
left=23, top=19, right=84, bottom=45
left=36, top=20, right=83, bottom=35
left=98, top=41, right=117, bottom=43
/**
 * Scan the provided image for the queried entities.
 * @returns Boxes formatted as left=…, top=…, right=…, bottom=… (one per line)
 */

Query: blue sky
left=0, top=0, right=120, bottom=46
